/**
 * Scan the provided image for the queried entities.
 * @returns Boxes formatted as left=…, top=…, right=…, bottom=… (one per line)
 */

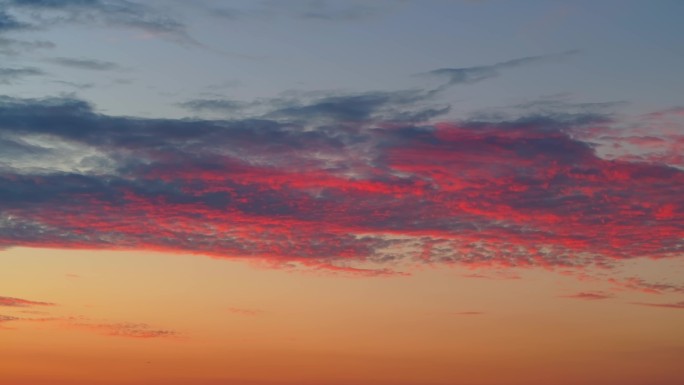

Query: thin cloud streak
left=0, top=296, right=56, bottom=307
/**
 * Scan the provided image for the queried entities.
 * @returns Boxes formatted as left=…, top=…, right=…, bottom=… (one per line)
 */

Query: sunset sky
left=1, top=1, right=684, bottom=384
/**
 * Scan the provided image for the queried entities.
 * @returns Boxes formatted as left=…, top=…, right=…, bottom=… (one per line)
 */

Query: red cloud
left=0, top=296, right=56, bottom=307
left=561, top=292, right=613, bottom=300
left=631, top=301, right=684, bottom=310
left=76, top=322, right=178, bottom=339
left=0, top=97, right=683, bottom=284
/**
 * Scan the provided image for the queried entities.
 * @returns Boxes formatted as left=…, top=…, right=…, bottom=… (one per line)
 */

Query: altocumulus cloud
left=0, top=69, right=683, bottom=278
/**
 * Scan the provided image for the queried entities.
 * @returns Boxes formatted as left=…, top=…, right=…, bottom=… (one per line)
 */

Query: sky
left=1, top=1, right=684, bottom=384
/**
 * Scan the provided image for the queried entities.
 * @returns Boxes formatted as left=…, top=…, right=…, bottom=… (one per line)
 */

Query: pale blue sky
left=1, top=0, right=682, bottom=119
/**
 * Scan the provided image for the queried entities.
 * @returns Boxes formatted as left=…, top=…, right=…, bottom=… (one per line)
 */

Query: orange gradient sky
left=2, top=248, right=684, bottom=385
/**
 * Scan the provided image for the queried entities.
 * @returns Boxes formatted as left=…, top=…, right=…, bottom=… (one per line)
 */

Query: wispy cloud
left=0, top=37, right=54, bottom=56
left=0, top=311, right=178, bottom=338
left=0, top=66, right=43, bottom=83
left=423, top=50, right=579, bottom=88
left=0, top=296, right=56, bottom=307
left=449, top=311, right=484, bottom=316
left=227, top=307, right=265, bottom=316
left=631, top=301, right=684, bottom=310
left=0, top=314, right=20, bottom=322
left=68, top=321, right=178, bottom=338
left=5, top=0, right=196, bottom=45
left=0, top=9, right=29, bottom=32
left=609, top=277, right=684, bottom=295
left=210, top=0, right=401, bottom=23
left=49, top=57, right=121, bottom=71
left=561, top=292, right=613, bottom=300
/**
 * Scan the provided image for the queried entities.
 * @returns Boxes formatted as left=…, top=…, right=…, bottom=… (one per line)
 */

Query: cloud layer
left=0, top=87, right=683, bottom=277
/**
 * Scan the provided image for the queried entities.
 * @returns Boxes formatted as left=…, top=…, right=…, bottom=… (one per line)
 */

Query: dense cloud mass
left=1, top=92, right=682, bottom=275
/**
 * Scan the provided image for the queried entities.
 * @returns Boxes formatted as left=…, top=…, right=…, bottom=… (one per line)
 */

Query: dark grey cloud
left=210, top=0, right=400, bottom=22
left=50, top=57, right=121, bottom=71
left=268, top=91, right=430, bottom=122
left=0, top=9, right=28, bottom=31
left=5, top=0, right=195, bottom=44
left=0, top=37, right=54, bottom=55
left=51, top=80, right=94, bottom=89
left=0, top=66, right=43, bottom=83
left=179, top=98, right=246, bottom=113
left=182, top=88, right=447, bottom=124
left=293, top=1, right=387, bottom=21
left=424, top=50, right=579, bottom=87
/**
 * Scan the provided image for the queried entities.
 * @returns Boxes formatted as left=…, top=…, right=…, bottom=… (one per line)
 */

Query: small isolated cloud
left=631, top=301, right=684, bottom=310
left=49, top=57, right=121, bottom=71
left=561, top=292, right=613, bottom=300
left=227, top=307, right=265, bottom=316
left=0, top=296, right=56, bottom=307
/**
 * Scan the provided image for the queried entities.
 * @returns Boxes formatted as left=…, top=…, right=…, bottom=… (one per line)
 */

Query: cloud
left=0, top=63, right=683, bottom=279
left=0, top=66, right=43, bottom=83
left=210, top=0, right=400, bottom=23
left=49, top=57, right=121, bottom=71
left=0, top=37, right=54, bottom=55
left=5, top=0, right=195, bottom=44
left=631, top=301, right=684, bottom=310
left=561, top=292, right=613, bottom=300
left=182, top=89, right=449, bottom=123
left=0, top=10, right=29, bottom=32
left=227, top=307, right=265, bottom=316
left=609, top=277, right=684, bottom=295
left=68, top=321, right=178, bottom=338
left=0, top=314, right=19, bottom=322
left=450, top=311, right=484, bottom=315
left=0, top=296, right=56, bottom=307
left=0, top=312, right=178, bottom=338
left=179, top=99, right=247, bottom=113
left=423, top=50, right=579, bottom=87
